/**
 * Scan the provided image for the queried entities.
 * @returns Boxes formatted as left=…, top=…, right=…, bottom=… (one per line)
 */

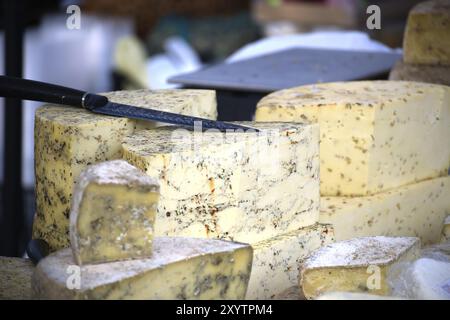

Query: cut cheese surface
left=403, top=0, right=450, bottom=66
left=70, top=160, right=160, bottom=265
left=122, top=122, right=320, bottom=244
left=32, top=237, right=252, bottom=300
left=300, top=236, right=421, bottom=299
left=256, top=81, right=450, bottom=196
left=247, top=224, right=334, bottom=300
left=33, top=89, right=217, bottom=251
left=320, top=176, right=450, bottom=245
left=0, top=257, right=34, bottom=300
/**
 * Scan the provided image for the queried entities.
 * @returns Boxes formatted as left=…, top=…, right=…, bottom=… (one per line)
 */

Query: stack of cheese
left=256, top=80, right=450, bottom=245
left=32, top=160, right=254, bottom=299
left=389, top=0, right=450, bottom=86
left=32, top=89, right=333, bottom=299
left=120, top=122, right=335, bottom=299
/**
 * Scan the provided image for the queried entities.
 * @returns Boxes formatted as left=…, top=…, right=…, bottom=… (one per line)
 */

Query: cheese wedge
left=300, top=236, right=421, bottom=299
left=256, top=81, right=450, bottom=196
left=247, top=224, right=334, bottom=300
left=122, top=122, right=320, bottom=244
left=32, top=237, right=252, bottom=300
left=0, top=257, right=34, bottom=300
left=33, top=89, right=217, bottom=251
left=320, top=176, right=450, bottom=245
left=403, top=0, right=450, bottom=66
left=70, top=160, right=160, bottom=265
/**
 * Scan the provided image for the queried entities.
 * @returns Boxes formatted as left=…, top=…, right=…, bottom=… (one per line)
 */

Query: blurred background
left=0, top=0, right=423, bottom=256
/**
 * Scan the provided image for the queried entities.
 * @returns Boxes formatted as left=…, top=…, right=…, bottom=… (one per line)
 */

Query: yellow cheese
left=247, top=224, right=334, bottom=300
left=32, top=237, right=252, bottom=300
left=403, top=0, right=450, bottom=66
left=320, top=176, right=450, bottom=245
left=300, top=236, right=421, bottom=299
left=389, top=59, right=450, bottom=86
left=70, top=160, right=160, bottom=265
left=442, top=216, right=450, bottom=243
left=33, top=89, right=217, bottom=251
left=122, top=122, right=320, bottom=244
left=0, top=257, right=34, bottom=300
left=256, top=81, right=450, bottom=196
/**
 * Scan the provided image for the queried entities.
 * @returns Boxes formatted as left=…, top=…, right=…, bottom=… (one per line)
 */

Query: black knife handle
left=0, top=75, right=108, bottom=110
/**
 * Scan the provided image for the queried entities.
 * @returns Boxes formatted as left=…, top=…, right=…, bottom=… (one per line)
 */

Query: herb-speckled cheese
left=403, top=0, right=450, bottom=66
left=300, top=236, right=421, bottom=299
left=389, top=59, right=450, bottom=86
left=255, top=81, right=450, bottom=196
left=320, top=176, right=450, bottom=245
left=70, top=160, right=160, bottom=265
left=0, top=257, right=34, bottom=300
left=246, top=224, right=334, bottom=300
left=33, top=89, right=217, bottom=251
left=32, top=237, right=252, bottom=300
left=122, top=122, right=320, bottom=244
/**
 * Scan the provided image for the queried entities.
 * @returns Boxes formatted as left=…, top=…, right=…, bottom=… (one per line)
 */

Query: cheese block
left=316, top=292, right=403, bottom=300
left=256, top=81, right=450, bottom=196
left=272, top=286, right=304, bottom=300
left=299, top=236, right=421, bottom=299
left=0, top=257, right=34, bottom=300
left=390, top=258, right=450, bottom=300
left=403, top=0, right=450, bottom=66
left=33, top=89, right=217, bottom=251
left=122, top=122, right=320, bottom=244
left=32, top=237, right=252, bottom=300
left=320, top=176, right=450, bottom=245
left=442, top=216, right=450, bottom=243
left=389, top=59, right=450, bottom=86
left=247, top=224, right=334, bottom=300
left=70, top=160, right=160, bottom=265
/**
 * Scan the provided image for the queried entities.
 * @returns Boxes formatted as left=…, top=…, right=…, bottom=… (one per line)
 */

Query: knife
left=0, top=76, right=256, bottom=132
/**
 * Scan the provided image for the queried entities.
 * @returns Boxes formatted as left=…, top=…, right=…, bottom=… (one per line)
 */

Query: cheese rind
left=122, top=122, right=320, bottom=244
left=32, top=237, right=252, bottom=300
left=300, top=236, right=421, bottom=299
left=320, top=176, right=450, bottom=245
left=403, top=0, right=450, bottom=66
left=256, top=81, right=450, bottom=196
left=389, top=59, right=450, bottom=86
left=70, top=160, right=160, bottom=265
left=0, top=257, right=34, bottom=300
left=33, top=89, right=217, bottom=251
left=247, top=224, right=334, bottom=300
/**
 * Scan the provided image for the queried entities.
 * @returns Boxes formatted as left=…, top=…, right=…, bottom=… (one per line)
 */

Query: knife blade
left=0, top=76, right=256, bottom=132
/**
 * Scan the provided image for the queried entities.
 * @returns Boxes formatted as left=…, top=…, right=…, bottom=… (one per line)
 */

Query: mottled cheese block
left=320, top=176, right=450, bottom=245
left=316, top=292, right=403, bottom=300
left=256, top=81, right=450, bottom=196
left=0, top=257, right=34, bottom=300
left=32, top=237, right=252, bottom=300
left=403, top=0, right=450, bottom=66
left=33, top=89, right=217, bottom=251
left=272, top=286, right=304, bottom=300
left=389, top=59, right=450, bottom=86
left=390, top=258, right=450, bottom=300
left=299, top=236, right=421, bottom=299
left=246, top=224, right=334, bottom=300
left=442, top=216, right=450, bottom=243
left=122, top=122, right=320, bottom=244
left=70, top=160, right=160, bottom=265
